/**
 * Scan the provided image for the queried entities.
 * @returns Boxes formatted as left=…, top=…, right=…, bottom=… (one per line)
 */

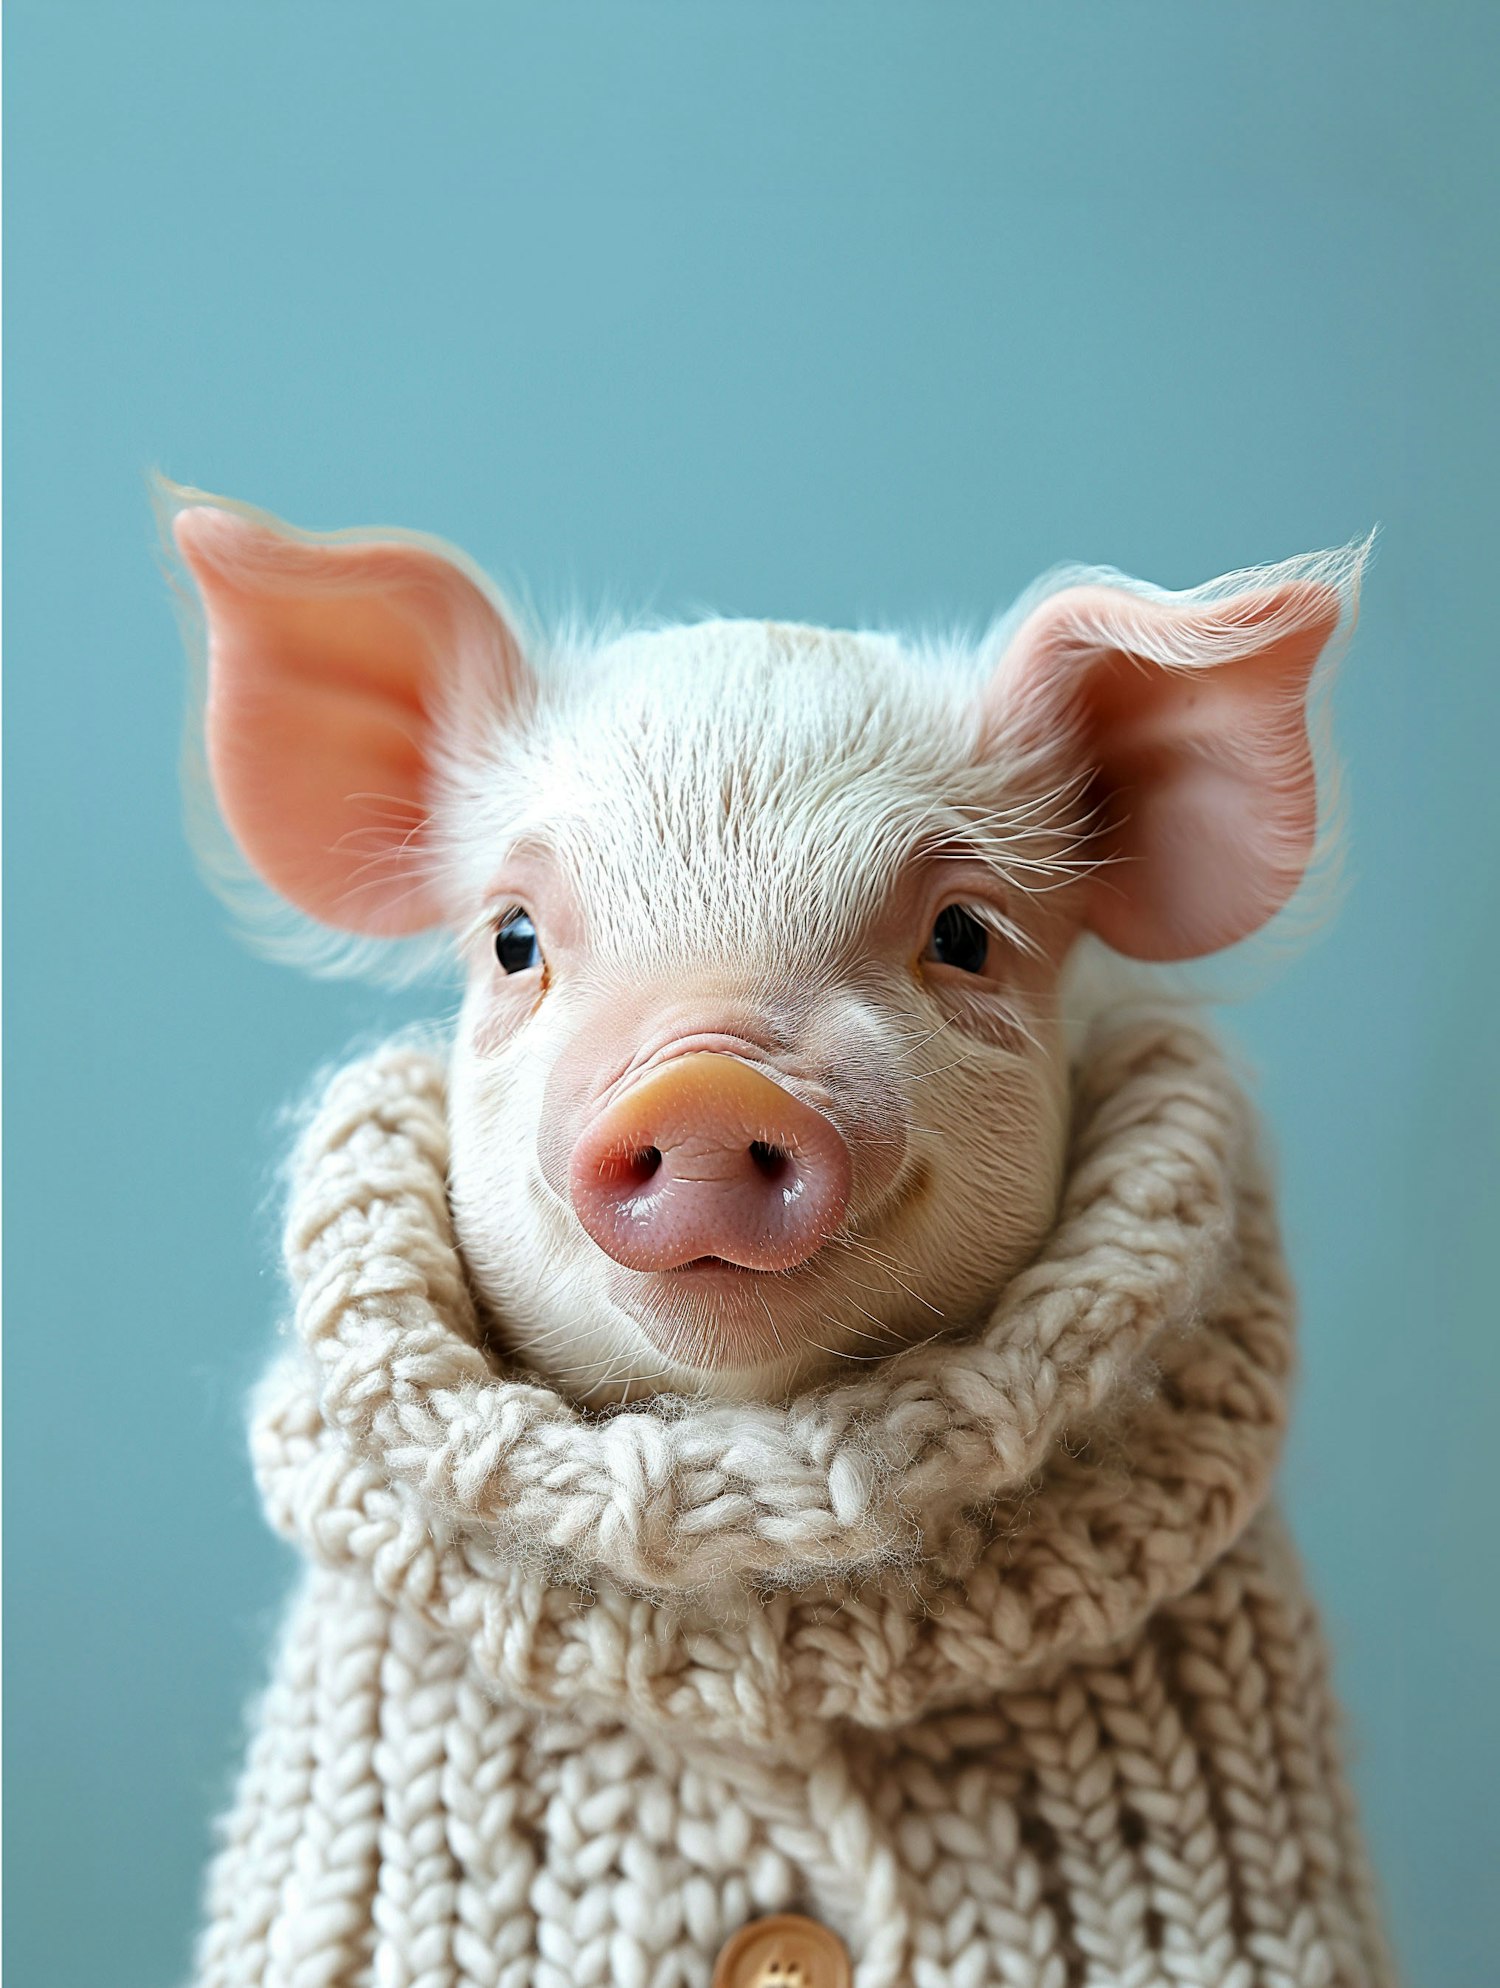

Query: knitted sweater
left=191, top=1018, right=1396, bottom=1988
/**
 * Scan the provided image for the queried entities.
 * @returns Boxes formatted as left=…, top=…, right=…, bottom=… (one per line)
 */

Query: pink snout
left=568, top=1053, right=852, bottom=1272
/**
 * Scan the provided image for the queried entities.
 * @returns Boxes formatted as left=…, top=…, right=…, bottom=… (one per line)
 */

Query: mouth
left=675, top=1255, right=779, bottom=1274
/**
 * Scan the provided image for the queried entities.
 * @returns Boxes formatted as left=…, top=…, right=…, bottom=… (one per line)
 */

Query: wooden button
left=711, top=1913, right=853, bottom=1988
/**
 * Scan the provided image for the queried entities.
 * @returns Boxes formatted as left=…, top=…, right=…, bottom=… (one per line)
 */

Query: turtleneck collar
left=251, top=1015, right=1292, bottom=1746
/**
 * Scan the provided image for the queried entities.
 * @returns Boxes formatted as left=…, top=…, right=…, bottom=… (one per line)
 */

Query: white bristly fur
left=437, top=618, right=1089, bottom=1399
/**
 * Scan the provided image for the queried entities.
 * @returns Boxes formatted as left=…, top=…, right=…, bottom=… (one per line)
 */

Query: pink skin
left=566, top=1053, right=855, bottom=1275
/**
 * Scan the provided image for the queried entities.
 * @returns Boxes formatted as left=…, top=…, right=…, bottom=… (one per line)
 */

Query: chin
left=583, top=1255, right=919, bottom=1404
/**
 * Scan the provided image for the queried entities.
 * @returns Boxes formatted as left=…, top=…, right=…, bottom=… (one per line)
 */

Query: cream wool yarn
left=192, top=1016, right=1396, bottom=1988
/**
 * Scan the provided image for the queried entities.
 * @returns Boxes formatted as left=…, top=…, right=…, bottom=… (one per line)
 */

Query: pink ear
left=173, top=503, right=528, bottom=935
left=987, top=564, right=1354, bottom=960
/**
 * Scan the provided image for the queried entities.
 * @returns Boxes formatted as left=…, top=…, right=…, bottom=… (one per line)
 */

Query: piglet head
left=173, top=493, right=1358, bottom=1402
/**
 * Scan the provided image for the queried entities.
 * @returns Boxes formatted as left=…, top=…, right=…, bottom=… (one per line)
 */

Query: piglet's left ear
left=984, top=554, right=1361, bottom=960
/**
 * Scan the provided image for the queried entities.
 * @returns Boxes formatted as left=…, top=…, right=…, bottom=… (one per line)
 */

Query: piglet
left=172, top=494, right=1356, bottom=1404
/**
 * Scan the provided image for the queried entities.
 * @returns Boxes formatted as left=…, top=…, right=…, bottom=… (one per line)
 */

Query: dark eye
left=495, top=909, right=541, bottom=974
left=927, top=904, right=990, bottom=975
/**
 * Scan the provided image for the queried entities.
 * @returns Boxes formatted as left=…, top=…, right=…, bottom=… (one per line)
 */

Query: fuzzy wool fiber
left=191, top=1017, right=1396, bottom=1988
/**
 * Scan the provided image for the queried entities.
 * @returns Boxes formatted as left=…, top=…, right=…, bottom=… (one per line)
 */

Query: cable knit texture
left=193, top=1016, right=1396, bottom=1988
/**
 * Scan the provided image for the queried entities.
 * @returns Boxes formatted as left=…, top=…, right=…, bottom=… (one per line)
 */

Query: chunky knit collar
left=252, top=1015, right=1293, bottom=1746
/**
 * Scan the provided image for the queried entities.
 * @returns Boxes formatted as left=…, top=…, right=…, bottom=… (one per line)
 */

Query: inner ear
left=173, top=501, right=530, bottom=937
left=985, top=564, right=1356, bottom=961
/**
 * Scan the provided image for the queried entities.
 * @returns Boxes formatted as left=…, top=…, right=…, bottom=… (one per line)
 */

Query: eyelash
left=457, top=900, right=524, bottom=955
left=954, top=900, right=1037, bottom=958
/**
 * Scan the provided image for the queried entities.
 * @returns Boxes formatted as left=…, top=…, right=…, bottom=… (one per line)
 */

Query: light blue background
left=7, top=6, right=1497, bottom=1984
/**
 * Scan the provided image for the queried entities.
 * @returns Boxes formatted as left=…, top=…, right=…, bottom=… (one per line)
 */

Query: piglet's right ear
left=172, top=499, right=530, bottom=936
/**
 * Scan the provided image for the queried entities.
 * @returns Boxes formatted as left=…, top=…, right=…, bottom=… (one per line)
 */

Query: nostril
left=598, top=1145, right=662, bottom=1191
left=748, top=1140, right=791, bottom=1185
